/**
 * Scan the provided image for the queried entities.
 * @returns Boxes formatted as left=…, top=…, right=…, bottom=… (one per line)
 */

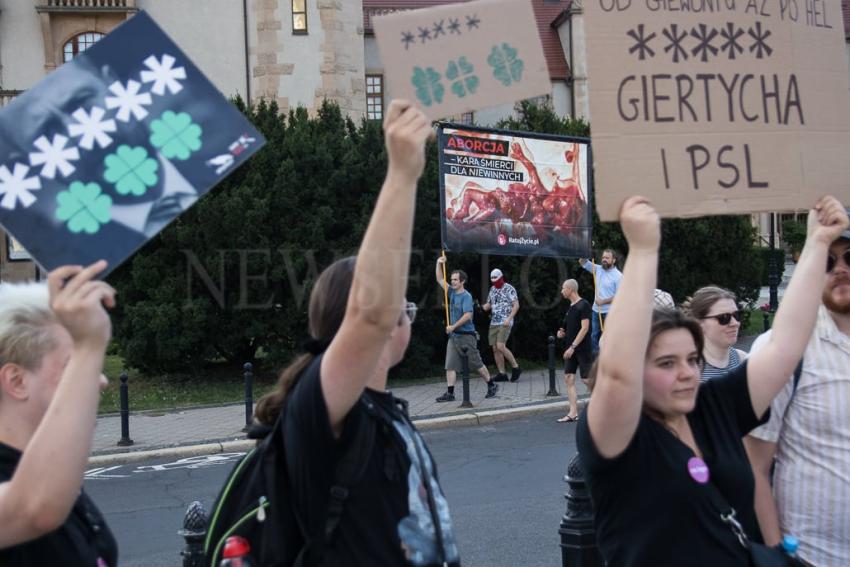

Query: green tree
left=107, top=98, right=763, bottom=379
left=108, top=99, right=385, bottom=374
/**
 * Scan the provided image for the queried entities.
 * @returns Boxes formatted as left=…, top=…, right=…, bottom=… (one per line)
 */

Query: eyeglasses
left=827, top=249, right=850, bottom=273
left=703, top=311, right=741, bottom=326
left=403, top=302, right=417, bottom=324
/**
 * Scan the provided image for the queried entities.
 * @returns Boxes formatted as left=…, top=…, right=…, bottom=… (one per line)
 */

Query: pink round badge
left=687, top=456, right=710, bottom=484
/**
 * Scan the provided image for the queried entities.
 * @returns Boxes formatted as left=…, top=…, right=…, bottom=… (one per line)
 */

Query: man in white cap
left=745, top=214, right=850, bottom=565
left=482, top=268, right=521, bottom=382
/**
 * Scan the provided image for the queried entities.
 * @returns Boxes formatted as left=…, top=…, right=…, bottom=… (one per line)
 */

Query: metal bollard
left=243, top=362, right=253, bottom=431
left=547, top=335, right=559, bottom=396
left=179, top=500, right=208, bottom=567
left=560, top=452, right=602, bottom=567
left=763, top=311, right=771, bottom=332
left=117, top=370, right=134, bottom=446
left=460, top=346, right=472, bottom=408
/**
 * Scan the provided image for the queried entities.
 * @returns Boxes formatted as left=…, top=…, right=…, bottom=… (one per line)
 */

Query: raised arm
left=586, top=197, right=660, bottom=459
left=746, top=196, right=849, bottom=418
left=0, top=262, right=114, bottom=547
left=321, top=100, right=432, bottom=430
left=435, top=256, right=447, bottom=291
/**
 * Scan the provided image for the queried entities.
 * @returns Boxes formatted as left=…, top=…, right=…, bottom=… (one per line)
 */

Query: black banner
left=438, top=123, right=592, bottom=258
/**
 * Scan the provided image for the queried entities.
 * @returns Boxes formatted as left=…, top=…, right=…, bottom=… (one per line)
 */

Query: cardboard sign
left=584, top=0, right=850, bottom=220
left=373, top=0, right=551, bottom=120
left=0, top=12, right=265, bottom=274
left=438, top=123, right=592, bottom=258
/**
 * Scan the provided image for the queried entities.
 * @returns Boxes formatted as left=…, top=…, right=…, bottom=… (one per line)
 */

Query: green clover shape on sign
left=149, top=111, right=203, bottom=160
left=103, top=145, right=159, bottom=196
left=446, top=56, right=479, bottom=98
left=411, top=66, right=444, bottom=107
left=55, top=181, right=112, bottom=234
left=488, top=43, right=524, bottom=86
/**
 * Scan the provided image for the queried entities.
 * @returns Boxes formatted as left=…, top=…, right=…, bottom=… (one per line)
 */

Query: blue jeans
left=590, top=311, right=607, bottom=355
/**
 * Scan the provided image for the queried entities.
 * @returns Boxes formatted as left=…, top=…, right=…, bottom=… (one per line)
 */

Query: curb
left=88, top=439, right=256, bottom=467
left=88, top=398, right=571, bottom=467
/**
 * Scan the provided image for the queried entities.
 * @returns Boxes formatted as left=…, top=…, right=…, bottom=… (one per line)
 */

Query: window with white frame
left=366, top=74, right=384, bottom=120
left=63, top=32, right=104, bottom=63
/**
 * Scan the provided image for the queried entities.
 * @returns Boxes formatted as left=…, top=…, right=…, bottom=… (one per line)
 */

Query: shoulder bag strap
left=779, top=358, right=804, bottom=429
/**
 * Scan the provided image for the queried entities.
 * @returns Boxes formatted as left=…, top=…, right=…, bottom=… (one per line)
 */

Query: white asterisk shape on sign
left=29, top=134, right=80, bottom=179
left=68, top=106, right=117, bottom=150
left=140, top=54, right=187, bottom=95
left=0, top=163, right=41, bottom=210
left=105, top=79, right=152, bottom=122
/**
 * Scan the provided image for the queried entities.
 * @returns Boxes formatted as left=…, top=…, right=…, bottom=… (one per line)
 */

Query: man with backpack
left=745, top=221, right=850, bottom=566
left=204, top=100, right=461, bottom=567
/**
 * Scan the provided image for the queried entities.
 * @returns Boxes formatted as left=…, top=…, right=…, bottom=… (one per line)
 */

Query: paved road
left=85, top=409, right=578, bottom=566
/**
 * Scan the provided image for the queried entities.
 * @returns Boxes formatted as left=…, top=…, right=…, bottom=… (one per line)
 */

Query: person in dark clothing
left=576, top=195, right=848, bottom=567
left=0, top=260, right=118, bottom=566
left=556, top=278, right=592, bottom=422
left=252, top=100, right=461, bottom=566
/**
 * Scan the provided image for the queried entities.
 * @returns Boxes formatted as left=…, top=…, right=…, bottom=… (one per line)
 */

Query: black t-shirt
left=283, top=354, right=461, bottom=567
left=561, top=298, right=592, bottom=353
left=576, top=362, right=767, bottom=567
left=0, top=442, right=118, bottom=567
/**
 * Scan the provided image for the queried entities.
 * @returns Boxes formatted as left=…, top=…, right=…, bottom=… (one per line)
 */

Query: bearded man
left=745, top=219, right=850, bottom=566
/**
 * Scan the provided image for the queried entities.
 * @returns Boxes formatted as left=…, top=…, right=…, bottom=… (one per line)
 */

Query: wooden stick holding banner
left=441, top=249, right=450, bottom=326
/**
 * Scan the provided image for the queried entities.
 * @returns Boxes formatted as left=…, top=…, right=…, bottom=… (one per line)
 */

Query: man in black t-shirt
left=556, top=279, right=592, bottom=422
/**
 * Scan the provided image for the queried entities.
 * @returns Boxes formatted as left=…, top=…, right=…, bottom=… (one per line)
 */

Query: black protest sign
left=584, top=0, right=850, bottom=220
left=438, top=123, right=592, bottom=258
left=0, top=11, right=265, bottom=273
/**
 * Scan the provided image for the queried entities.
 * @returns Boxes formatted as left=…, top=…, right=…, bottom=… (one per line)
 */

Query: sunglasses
left=827, top=249, right=850, bottom=273
left=703, top=311, right=741, bottom=326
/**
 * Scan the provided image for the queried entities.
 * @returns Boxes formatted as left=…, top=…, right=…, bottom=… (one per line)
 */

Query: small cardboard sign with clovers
left=372, top=0, right=551, bottom=120
left=0, top=11, right=265, bottom=274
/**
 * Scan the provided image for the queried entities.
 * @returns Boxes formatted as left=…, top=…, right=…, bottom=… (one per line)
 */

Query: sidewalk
left=91, top=368, right=585, bottom=463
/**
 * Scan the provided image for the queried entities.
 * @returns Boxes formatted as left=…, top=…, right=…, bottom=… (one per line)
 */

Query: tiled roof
left=362, top=0, right=571, bottom=79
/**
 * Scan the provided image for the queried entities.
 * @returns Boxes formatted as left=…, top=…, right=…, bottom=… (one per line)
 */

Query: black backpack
left=203, top=398, right=381, bottom=567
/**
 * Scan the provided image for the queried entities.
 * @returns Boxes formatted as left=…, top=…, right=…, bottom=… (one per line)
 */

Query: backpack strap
left=324, top=400, right=377, bottom=541
left=292, top=395, right=383, bottom=567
